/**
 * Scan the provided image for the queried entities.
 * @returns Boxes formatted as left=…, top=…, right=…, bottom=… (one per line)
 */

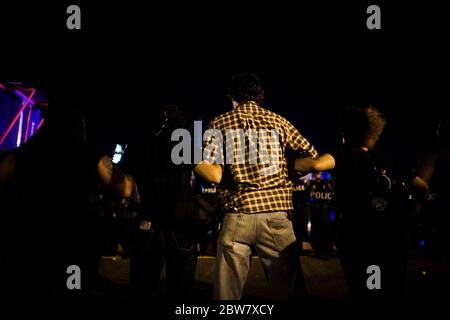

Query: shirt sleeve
left=202, top=119, right=225, bottom=166
left=284, top=118, right=318, bottom=159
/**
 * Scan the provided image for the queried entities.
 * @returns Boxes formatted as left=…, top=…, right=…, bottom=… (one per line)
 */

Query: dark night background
left=1, top=2, right=446, bottom=179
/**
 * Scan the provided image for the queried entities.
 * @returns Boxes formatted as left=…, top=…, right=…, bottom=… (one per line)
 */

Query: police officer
left=308, top=171, right=335, bottom=259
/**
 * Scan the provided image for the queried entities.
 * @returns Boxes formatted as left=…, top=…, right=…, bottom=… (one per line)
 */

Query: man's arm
left=284, top=118, right=319, bottom=159
left=97, top=155, right=136, bottom=197
left=295, top=153, right=336, bottom=175
left=283, top=118, right=322, bottom=176
left=410, top=151, right=439, bottom=198
left=198, top=118, right=224, bottom=184
left=311, top=153, right=336, bottom=171
left=414, top=152, right=439, bottom=185
left=194, top=160, right=223, bottom=184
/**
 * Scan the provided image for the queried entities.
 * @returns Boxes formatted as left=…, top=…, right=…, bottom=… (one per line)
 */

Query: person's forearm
left=415, top=153, right=438, bottom=184
left=294, top=153, right=335, bottom=174
left=120, top=174, right=136, bottom=198
left=194, top=160, right=223, bottom=184
left=97, top=155, right=136, bottom=197
left=311, top=153, right=336, bottom=171
left=412, top=175, right=429, bottom=190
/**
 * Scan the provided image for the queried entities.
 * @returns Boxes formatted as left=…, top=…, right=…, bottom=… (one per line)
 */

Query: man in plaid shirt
left=195, top=73, right=318, bottom=299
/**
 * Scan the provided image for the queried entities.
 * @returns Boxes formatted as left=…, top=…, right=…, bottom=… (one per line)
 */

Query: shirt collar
left=236, top=101, right=260, bottom=110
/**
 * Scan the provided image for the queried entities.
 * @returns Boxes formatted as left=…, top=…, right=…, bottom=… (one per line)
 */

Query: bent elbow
left=210, top=171, right=222, bottom=185
left=194, top=162, right=222, bottom=184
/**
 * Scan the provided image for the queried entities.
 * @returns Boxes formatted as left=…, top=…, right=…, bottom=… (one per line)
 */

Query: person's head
left=340, top=106, right=386, bottom=150
left=227, top=72, right=264, bottom=107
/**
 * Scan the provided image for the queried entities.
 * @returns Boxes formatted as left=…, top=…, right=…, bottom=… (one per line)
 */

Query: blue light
left=419, top=239, right=425, bottom=249
left=330, top=211, right=335, bottom=221
left=322, top=171, right=330, bottom=180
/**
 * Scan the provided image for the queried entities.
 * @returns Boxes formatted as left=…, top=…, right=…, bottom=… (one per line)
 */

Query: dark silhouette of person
left=413, top=119, right=450, bottom=271
left=296, top=105, right=409, bottom=300
left=128, top=105, right=199, bottom=300
left=0, top=102, right=135, bottom=299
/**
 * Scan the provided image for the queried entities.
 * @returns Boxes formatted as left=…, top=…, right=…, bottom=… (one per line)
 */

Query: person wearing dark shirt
left=128, top=105, right=198, bottom=299
left=413, top=119, right=450, bottom=269
left=0, top=104, right=134, bottom=298
left=296, top=105, right=408, bottom=300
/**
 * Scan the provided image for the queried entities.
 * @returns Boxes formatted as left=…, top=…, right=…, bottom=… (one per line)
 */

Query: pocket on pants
left=267, top=214, right=296, bottom=252
left=218, top=214, right=240, bottom=248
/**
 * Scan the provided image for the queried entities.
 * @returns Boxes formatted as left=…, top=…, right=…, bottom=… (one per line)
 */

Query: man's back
left=205, top=101, right=317, bottom=213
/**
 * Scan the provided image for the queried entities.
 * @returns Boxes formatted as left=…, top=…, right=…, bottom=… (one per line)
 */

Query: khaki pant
left=214, top=211, right=302, bottom=300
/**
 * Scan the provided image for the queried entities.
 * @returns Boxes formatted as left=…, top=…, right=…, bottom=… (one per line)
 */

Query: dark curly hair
left=340, top=106, right=386, bottom=149
left=227, top=72, right=264, bottom=104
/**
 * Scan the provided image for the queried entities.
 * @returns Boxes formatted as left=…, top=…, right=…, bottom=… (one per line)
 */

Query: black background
left=1, top=2, right=447, bottom=169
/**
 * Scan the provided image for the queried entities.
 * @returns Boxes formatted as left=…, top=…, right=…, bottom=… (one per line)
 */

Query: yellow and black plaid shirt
left=203, top=101, right=318, bottom=214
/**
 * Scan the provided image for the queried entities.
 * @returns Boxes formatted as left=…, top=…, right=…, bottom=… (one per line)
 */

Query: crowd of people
left=0, top=73, right=448, bottom=301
